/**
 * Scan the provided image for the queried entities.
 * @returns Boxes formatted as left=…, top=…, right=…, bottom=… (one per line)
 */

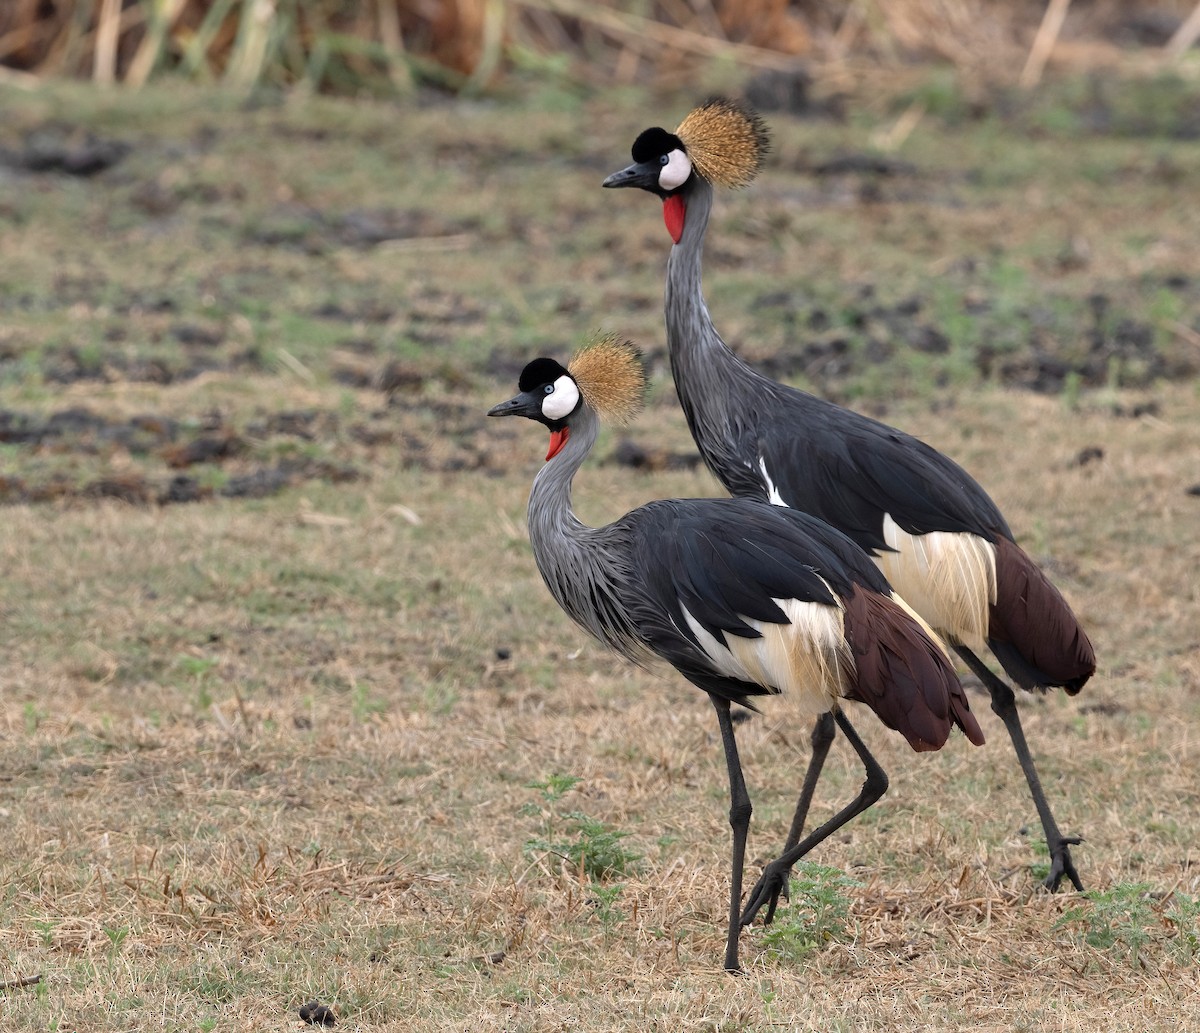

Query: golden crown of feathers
left=567, top=334, right=646, bottom=426
left=676, top=98, right=770, bottom=189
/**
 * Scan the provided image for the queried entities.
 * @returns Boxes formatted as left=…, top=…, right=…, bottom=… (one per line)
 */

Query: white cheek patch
left=541, top=374, right=580, bottom=421
left=659, top=149, right=692, bottom=191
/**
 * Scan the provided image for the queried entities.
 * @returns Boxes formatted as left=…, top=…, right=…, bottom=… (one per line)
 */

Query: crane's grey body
left=605, top=124, right=1094, bottom=893
left=522, top=400, right=953, bottom=718
left=665, top=179, right=1012, bottom=553
left=491, top=352, right=981, bottom=969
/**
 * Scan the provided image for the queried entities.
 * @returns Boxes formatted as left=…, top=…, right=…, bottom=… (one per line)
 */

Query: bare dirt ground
left=1, top=75, right=1199, bottom=1031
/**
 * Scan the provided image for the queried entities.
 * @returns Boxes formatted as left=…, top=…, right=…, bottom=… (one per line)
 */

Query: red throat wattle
left=663, top=195, right=686, bottom=244
left=545, top=427, right=570, bottom=461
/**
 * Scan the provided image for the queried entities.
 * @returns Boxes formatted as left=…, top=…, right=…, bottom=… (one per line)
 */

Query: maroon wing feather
left=842, top=587, right=986, bottom=752
left=988, top=536, right=1095, bottom=695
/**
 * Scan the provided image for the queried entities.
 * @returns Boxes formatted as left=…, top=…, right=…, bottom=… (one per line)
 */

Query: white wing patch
left=758, top=458, right=787, bottom=506
left=874, top=514, right=996, bottom=649
left=680, top=588, right=851, bottom=719
left=887, top=590, right=952, bottom=660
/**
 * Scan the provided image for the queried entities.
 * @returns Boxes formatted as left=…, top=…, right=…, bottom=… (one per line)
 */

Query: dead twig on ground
left=0, top=974, right=44, bottom=991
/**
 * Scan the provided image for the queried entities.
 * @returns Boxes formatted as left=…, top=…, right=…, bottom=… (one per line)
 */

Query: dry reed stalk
left=872, top=97, right=926, bottom=151
left=1165, top=0, right=1200, bottom=61
left=93, top=0, right=123, bottom=83
left=179, top=0, right=240, bottom=79
left=85, top=3, right=150, bottom=81
left=0, top=1, right=1196, bottom=95
left=521, top=4, right=573, bottom=52
left=376, top=0, right=414, bottom=92
left=1020, top=0, right=1073, bottom=88
left=127, top=0, right=189, bottom=88
left=463, top=0, right=506, bottom=94
left=830, top=0, right=867, bottom=57
left=36, top=6, right=78, bottom=77
left=509, top=0, right=805, bottom=72
left=875, top=0, right=983, bottom=66
left=225, top=0, right=277, bottom=90
left=654, top=0, right=718, bottom=46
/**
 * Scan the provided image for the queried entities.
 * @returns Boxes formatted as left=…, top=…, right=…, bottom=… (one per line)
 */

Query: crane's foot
left=739, top=861, right=791, bottom=928
left=1043, top=835, right=1084, bottom=892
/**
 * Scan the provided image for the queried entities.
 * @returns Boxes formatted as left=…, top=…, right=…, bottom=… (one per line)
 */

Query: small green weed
left=524, top=778, right=640, bottom=880
left=175, top=653, right=219, bottom=706
left=527, top=774, right=582, bottom=802
left=1165, top=892, right=1200, bottom=963
left=1053, top=883, right=1195, bottom=965
left=587, top=882, right=626, bottom=927
left=759, top=862, right=859, bottom=962
left=33, top=918, right=57, bottom=947
left=1060, top=370, right=1083, bottom=410
left=23, top=702, right=43, bottom=734
left=177, top=656, right=216, bottom=677
left=351, top=682, right=388, bottom=721
left=527, top=811, right=641, bottom=881
left=103, top=925, right=130, bottom=951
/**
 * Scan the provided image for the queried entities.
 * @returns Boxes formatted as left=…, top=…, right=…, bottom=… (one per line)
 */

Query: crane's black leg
left=954, top=645, right=1083, bottom=892
left=754, top=711, right=837, bottom=925
left=741, top=709, right=887, bottom=929
left=784, top=712, right=838, bottom=851
left=710, top=695, right=753, bottom=973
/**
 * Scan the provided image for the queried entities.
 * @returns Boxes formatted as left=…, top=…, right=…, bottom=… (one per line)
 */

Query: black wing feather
left=620, top=496, right=871, bottom=652
left=752, top=386, right=1012, bottom=553
left=614, top=496, right=875, bottom=707
left=676, top=529, right=772, bottom=638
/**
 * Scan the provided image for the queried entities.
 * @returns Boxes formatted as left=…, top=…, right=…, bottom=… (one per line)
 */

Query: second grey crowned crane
left=602, top=99, right=1096, bottom=898
left=488, top=333, right=984, bottom=973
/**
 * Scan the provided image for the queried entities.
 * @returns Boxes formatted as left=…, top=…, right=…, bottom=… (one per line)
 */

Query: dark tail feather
left=842, top=587, right=986, bottom=753
left=989, top=536, right=1095, bottom=695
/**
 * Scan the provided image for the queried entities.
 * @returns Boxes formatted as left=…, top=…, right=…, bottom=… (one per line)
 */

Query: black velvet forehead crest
left=631, top=126, right=685, bottom=163
left=518, top=357, right=569, bottom=393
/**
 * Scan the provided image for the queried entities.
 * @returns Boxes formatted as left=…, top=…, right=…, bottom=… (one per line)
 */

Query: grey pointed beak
left=602, top=160, right=661, bottom=190
left=487, top=393, right=539, bottom=419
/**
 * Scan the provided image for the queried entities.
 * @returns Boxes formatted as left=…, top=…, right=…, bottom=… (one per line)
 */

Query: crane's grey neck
left=664, top=177, right=769, bottom=462
left=528, top=405, right=600, bottom=546
left=666, top=178, right=759, bottom=381
left=525, top=408, right=646, bottom=661
left=666, top=177, right=715, bottom=318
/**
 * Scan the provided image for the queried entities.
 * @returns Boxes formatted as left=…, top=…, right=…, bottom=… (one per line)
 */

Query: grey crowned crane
left=602, top=99, right=1096, bottom=902
left=488, top=334, right=984, bottom=973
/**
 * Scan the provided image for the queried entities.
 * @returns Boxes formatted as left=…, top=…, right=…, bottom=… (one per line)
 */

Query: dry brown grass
left=2, top=377, right=1199, bottom=1029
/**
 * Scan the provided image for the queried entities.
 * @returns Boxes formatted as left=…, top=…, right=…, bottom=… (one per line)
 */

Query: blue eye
left=544, top=384, right=554, bottom=394
left=659, top=154, right=669, bottom=166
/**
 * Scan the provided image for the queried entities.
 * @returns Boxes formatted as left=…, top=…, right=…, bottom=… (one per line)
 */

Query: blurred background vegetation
left=2, top=0, right=1199, bottom=97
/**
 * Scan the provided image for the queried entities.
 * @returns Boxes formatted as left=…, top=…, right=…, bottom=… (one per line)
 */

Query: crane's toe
left=1043, top=835, right=1084, bottom=892
left=740, top=862, right=791, bottom=928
